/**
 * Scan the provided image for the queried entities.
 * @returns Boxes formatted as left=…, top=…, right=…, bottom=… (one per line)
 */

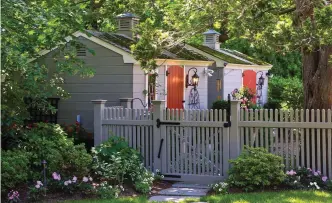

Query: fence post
left=229, top=100, right=241, bottom=159
left=91, top=100, right=107, bottom=146
left=152, top=100, right=165, bottom=173
left=119, top=98, right=133, bottom=108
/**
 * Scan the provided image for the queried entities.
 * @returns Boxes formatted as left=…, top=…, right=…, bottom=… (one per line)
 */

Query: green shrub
left=267, top=76, right=304, bottom=109
left=227, top=146, right=285, bottom=191
left=22, top=123, right=92, bottom=179
left=211, top=100, right=229, bottom=110
left=92, top=136, right=154, bottom=193
left=1, top=149, right=30, bottom=192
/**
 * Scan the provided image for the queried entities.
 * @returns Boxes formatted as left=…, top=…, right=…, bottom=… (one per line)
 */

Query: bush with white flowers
left=92, top=136, right=156, bottom=194
left=211, top=182, right=229, bottom=194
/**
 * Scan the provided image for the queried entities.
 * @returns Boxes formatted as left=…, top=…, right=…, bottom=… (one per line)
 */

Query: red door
left=243, top=70, right=257, bottom=103
left=167, top=66, right=184, bottom=109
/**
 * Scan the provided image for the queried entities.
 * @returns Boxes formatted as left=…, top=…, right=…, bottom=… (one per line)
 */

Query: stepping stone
left=149, top=195, right=200, bottom=202
left=158, top=187, right=209, bottom=196
left=172, top=183, right=210, bottom=189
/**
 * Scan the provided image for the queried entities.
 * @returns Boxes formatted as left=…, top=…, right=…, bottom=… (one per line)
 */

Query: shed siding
left=207, top=65, right=223, bottom=108
left=40, top=37, right=133, bottom=131
left=184, top=66, right=208, bottom=109
left=133, top=64, right=147, bottom=109
left=223, top=68, right=242, bottom=99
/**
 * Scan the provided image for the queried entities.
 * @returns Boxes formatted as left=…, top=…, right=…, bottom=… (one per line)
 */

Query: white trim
left=225, top=63, right=272, bottom=71
left=156, top=59, right=214, bottom=66
left=73, top=32, right=137, bottom=64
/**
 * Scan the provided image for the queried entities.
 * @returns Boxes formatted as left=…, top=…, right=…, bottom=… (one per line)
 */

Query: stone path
left=149, top=183, right=209, bottom=202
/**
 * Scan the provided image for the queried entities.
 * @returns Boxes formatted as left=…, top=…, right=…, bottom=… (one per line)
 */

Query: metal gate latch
left=156, top=119, right=180, bottom=128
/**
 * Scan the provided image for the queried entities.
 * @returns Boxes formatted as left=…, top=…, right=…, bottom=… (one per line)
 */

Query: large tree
left=130, top=0, right=332, bottom=109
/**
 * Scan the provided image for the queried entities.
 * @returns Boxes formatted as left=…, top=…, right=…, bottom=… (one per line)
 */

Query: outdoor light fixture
left=257, top=71, right=265, bottom=87
left=186, top=67, right=199, bottom=88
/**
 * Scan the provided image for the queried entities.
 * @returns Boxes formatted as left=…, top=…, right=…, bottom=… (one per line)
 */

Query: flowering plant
left=134, top=167, right=155, bottom=194
left=28, top=181, right=46, bottom=202
left=154, top=169, right=164, bottom=181
left=7, top=190, right=20, bottom=203
left=211, top=182, right=229, bottom=194
left=96, top=181, right=121, bottom=199
left=231, top=87, right=256, bottom=109
left=284, top=167, right=329, bottom=190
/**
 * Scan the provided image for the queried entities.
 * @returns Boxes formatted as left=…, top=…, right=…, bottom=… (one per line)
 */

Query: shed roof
left=86, top=30, right=211, bottom=61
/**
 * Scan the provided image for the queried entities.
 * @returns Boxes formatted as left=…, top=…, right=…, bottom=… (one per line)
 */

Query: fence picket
left=306, top=109, right=310, bottom=168
left=295, top=109, right=299, bottom=168
left=275, top=109, right=279, bottom=156
left=285, top=110, right=289, bottom=169
left=269, top=109, right=274, bottom=153
left=322, top=109, right=327, bottom=176
left=300, top=109, right=305, bottom=167
left=197, top=110, right=201, bottom=175
left=311, top=109, right=316, bottom=171
left=328, top=109, right=332, bottom=178
left=264, top=109, right=269, bottom=150
left=317, top=109, right=321, bottom=172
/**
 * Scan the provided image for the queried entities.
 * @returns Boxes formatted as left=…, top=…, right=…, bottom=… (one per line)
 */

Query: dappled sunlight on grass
left=202, top=190, right=332, bottom=203
left=314, top=190, right=331, bottom=198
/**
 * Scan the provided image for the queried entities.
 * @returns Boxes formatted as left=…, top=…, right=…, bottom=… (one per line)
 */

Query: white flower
left=37, top=181, right=43, bottom=186
left=68, top=180, right=72, bottom=184
left=215, top=184, right=218, bottom=187
left=64, top=181, right=68, bottom=186
left=310, top=182, right=314, bottom=186
left=161, top=175, right=164, bottom=178
left=72, top=176, right=77, bottom=182
left=156, top=169, right=160, bottom=173
left=294, top=180, right=297, bottom=183
left=115, top=193, right=118, bottom=198
left=83, top=177, right=89, bottom=182
left=89, top=177, right=93, bottom=181
left=316, top=185, right=320, bottom=190
left=35, top=184, right=40, bottom=189
left=219, top=188, right=222, bottom=191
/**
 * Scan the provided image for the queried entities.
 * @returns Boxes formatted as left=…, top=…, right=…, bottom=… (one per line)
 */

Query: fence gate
left=156, top=108, right=230, bottom=183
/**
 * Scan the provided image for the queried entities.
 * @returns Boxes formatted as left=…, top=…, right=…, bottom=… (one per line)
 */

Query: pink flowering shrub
left=284, top=167, right=330, bottom=190
left=7, top=190, right=20, bottom=203
left=28, top=181, right=46, bottom=201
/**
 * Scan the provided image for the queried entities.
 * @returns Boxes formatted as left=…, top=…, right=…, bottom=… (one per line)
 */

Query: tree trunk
left=302, top=45, right=332, bottom=109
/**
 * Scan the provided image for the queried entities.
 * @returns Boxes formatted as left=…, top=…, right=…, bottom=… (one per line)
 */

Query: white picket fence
left=92, top=100, right=332, bottom=183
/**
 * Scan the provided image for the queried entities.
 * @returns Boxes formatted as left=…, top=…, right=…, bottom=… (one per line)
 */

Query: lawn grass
left=63, top=190, right=332, bottom=203
left=200, top=190, right=332, bottom=203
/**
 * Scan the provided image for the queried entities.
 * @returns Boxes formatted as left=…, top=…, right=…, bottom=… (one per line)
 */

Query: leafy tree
left=1, top=0, right=94, bottom=147
left=224, top=0, right=332, bottom=109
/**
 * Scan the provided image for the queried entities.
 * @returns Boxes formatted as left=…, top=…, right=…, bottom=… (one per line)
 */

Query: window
left=24, top=98, right=60, bottom=124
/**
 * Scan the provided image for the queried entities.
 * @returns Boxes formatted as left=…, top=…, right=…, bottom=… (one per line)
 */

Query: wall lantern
left=186, top=67, right=199, bottom=89
left=257, top=71, right=265, bottom=87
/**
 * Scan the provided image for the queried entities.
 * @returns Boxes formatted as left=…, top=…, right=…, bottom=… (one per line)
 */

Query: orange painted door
left=243, top=70, right=257, bottom=103
left=167, top=66, right=184, bottom=109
